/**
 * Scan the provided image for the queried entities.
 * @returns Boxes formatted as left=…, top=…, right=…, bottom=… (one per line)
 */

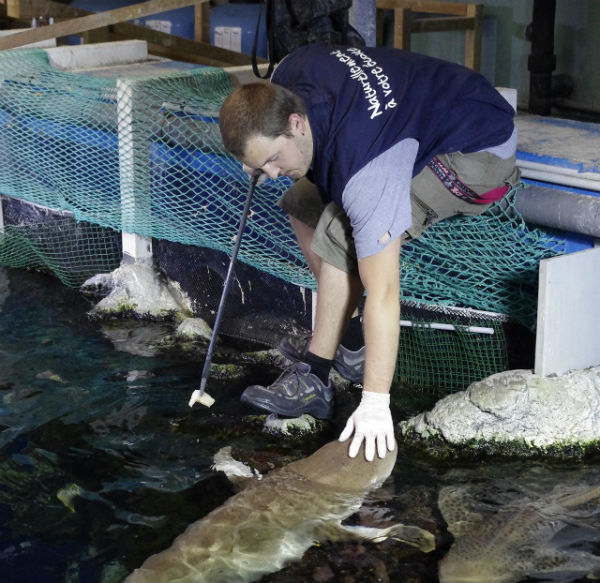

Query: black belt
left=427, top=156, right=508, bottom=205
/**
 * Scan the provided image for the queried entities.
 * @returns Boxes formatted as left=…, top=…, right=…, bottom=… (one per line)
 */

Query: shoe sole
left=240, top=391, right=333, bottom=421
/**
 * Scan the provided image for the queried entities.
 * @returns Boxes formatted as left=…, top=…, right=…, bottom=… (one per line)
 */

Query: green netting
left=396, top=311, right=508, bottom=394
left=0, top=48, right=308, bottom=288
left=0, top=217, right=122, bottom=287
left=0, top=48, right=567, bottom=391
left=400, top=187, right=566, bottom=330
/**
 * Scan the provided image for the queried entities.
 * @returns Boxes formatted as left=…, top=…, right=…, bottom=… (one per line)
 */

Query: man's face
left=240, top=114, right=313, bottom=181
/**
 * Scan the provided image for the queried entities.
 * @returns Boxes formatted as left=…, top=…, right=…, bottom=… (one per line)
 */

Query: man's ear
left=288, top=112, right=307, bottom=135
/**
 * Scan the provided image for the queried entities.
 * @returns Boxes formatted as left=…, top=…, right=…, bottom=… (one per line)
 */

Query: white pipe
left=518, top=160, right=600, bottom=192
left=400, top=319, right=495, bottom=335
left=310, top=293, right=497, bottom=335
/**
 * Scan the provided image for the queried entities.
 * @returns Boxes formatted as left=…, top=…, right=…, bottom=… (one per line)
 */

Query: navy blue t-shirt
left=271, top=44, right=515, bottom=206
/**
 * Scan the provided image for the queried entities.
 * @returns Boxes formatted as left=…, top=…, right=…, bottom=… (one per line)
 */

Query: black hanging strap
left=252, top=2, right=275, bottom=79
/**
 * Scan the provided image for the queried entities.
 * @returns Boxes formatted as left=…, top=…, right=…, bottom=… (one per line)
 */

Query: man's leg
left=240, top=183, right=365, bottom=419
left=308, top=260, right=363, bottom=360
left=289, top=214, right=363, bottom=360
left=289, top=215, right=322, bottom=280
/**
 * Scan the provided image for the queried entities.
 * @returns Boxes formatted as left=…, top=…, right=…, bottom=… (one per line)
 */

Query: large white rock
left=83, top=259, right=192, bottom=319
left=400, top=366, right=600, bottom=449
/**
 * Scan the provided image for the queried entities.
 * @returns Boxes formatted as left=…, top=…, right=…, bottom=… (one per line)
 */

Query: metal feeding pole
left=189, top=171, right=260, bottom=408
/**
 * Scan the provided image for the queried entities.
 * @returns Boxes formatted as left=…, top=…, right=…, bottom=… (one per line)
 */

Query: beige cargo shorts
left=277, top=151, right=521, bottom=275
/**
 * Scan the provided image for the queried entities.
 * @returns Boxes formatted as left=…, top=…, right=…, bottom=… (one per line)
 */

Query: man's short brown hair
left=219, top=83, right=307, bottom=158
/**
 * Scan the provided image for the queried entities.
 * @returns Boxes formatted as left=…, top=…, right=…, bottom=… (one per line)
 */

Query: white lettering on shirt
left=330, top=48, right=398, bottom=120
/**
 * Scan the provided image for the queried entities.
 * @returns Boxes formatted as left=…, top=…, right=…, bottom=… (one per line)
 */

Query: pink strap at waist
left=476, top=185, right=510, bottom=204
left=427, top=156, right=510, bottom=205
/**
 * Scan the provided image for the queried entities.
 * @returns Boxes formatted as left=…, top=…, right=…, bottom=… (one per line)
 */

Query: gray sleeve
left=342, top=138, right=418, bottom=260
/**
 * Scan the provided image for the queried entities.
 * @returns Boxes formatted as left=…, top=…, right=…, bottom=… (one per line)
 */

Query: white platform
left=535, top=245, right=600, bottom=376
left=516, top=114, right=600, bottom=192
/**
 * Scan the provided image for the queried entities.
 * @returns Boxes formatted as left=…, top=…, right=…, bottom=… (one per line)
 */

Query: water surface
left=1, top=267, right=599, bottom=583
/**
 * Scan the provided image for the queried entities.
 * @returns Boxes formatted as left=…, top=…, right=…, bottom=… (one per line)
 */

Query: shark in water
left=438, top=480, right=600, bottom=583
left=124, top=440, right=435, bottom=583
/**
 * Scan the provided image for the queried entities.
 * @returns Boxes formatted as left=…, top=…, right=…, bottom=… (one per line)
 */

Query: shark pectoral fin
left=334, top=523, right=436, bottom=552
left=388, top=524, right=436, bottom=552
left=314, top=522, right=395, bottom=544
left=211, top=446, right=262, bottom=491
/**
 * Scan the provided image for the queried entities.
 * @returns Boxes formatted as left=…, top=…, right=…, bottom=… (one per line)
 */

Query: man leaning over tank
left=218, top=43, right=520, bottom=462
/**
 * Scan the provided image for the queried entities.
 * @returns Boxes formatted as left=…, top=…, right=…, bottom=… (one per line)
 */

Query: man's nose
left=262, top=163, right=279, bottom=179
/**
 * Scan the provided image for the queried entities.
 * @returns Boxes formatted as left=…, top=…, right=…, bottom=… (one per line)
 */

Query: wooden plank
left=6, top=0, right=48, bottom=20
left=375, top=0, right=482, bottom=71
left=0, top=0, right=209, bottom=50
left=376, top=1, right=469, bottom=17
left=107, top=21, right=258, bottom=66
left=535, top=246, right=600, bottom=376
left=411, top=15, right=475, bottom=33
left=394, top=8, right=413, bottom=50
left=5, top=0, right=258, bottom=67
left=8, top=0, right=93, bottom=21
left=464, top=3, right=482, bottom=71
left=194, top=2, right=210, bottom=43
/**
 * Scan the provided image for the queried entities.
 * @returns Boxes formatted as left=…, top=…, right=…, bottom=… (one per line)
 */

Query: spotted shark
left=124, top=440, right=435, bottom=583
left=438, top=481, right=600, bottom=583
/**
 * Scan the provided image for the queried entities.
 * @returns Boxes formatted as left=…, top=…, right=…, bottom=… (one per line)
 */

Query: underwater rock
left=123, top=440, right=435, bottom=583
left=263, top=412, right=325, bottom=436
left=57, top=483, right=83, bottom=512
left=400, top=366, right=600, bottom=453
left=438, top=480, right=600, bottom=583
left=100, top=561, right=130, bottom=583
left=82, top=259, right=192, bottom=319
left=100, top=320, right=173, bottom=357
left=175, top=317, right=212, bottom=341
left=35, top=370, right=67, bottom=383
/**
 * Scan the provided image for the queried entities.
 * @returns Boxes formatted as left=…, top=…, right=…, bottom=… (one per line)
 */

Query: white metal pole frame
left=116, top=78, right=154, bottom=263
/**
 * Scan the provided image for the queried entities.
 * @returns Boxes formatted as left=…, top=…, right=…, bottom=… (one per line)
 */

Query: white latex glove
left=339, top=391, right=396, bottom=461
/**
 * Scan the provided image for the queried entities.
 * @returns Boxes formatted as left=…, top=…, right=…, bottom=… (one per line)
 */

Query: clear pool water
left=1, top=266, right=599, bottom=583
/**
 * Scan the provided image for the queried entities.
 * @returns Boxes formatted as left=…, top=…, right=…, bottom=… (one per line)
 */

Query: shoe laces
left=273, top=362, right=325, bottom=397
